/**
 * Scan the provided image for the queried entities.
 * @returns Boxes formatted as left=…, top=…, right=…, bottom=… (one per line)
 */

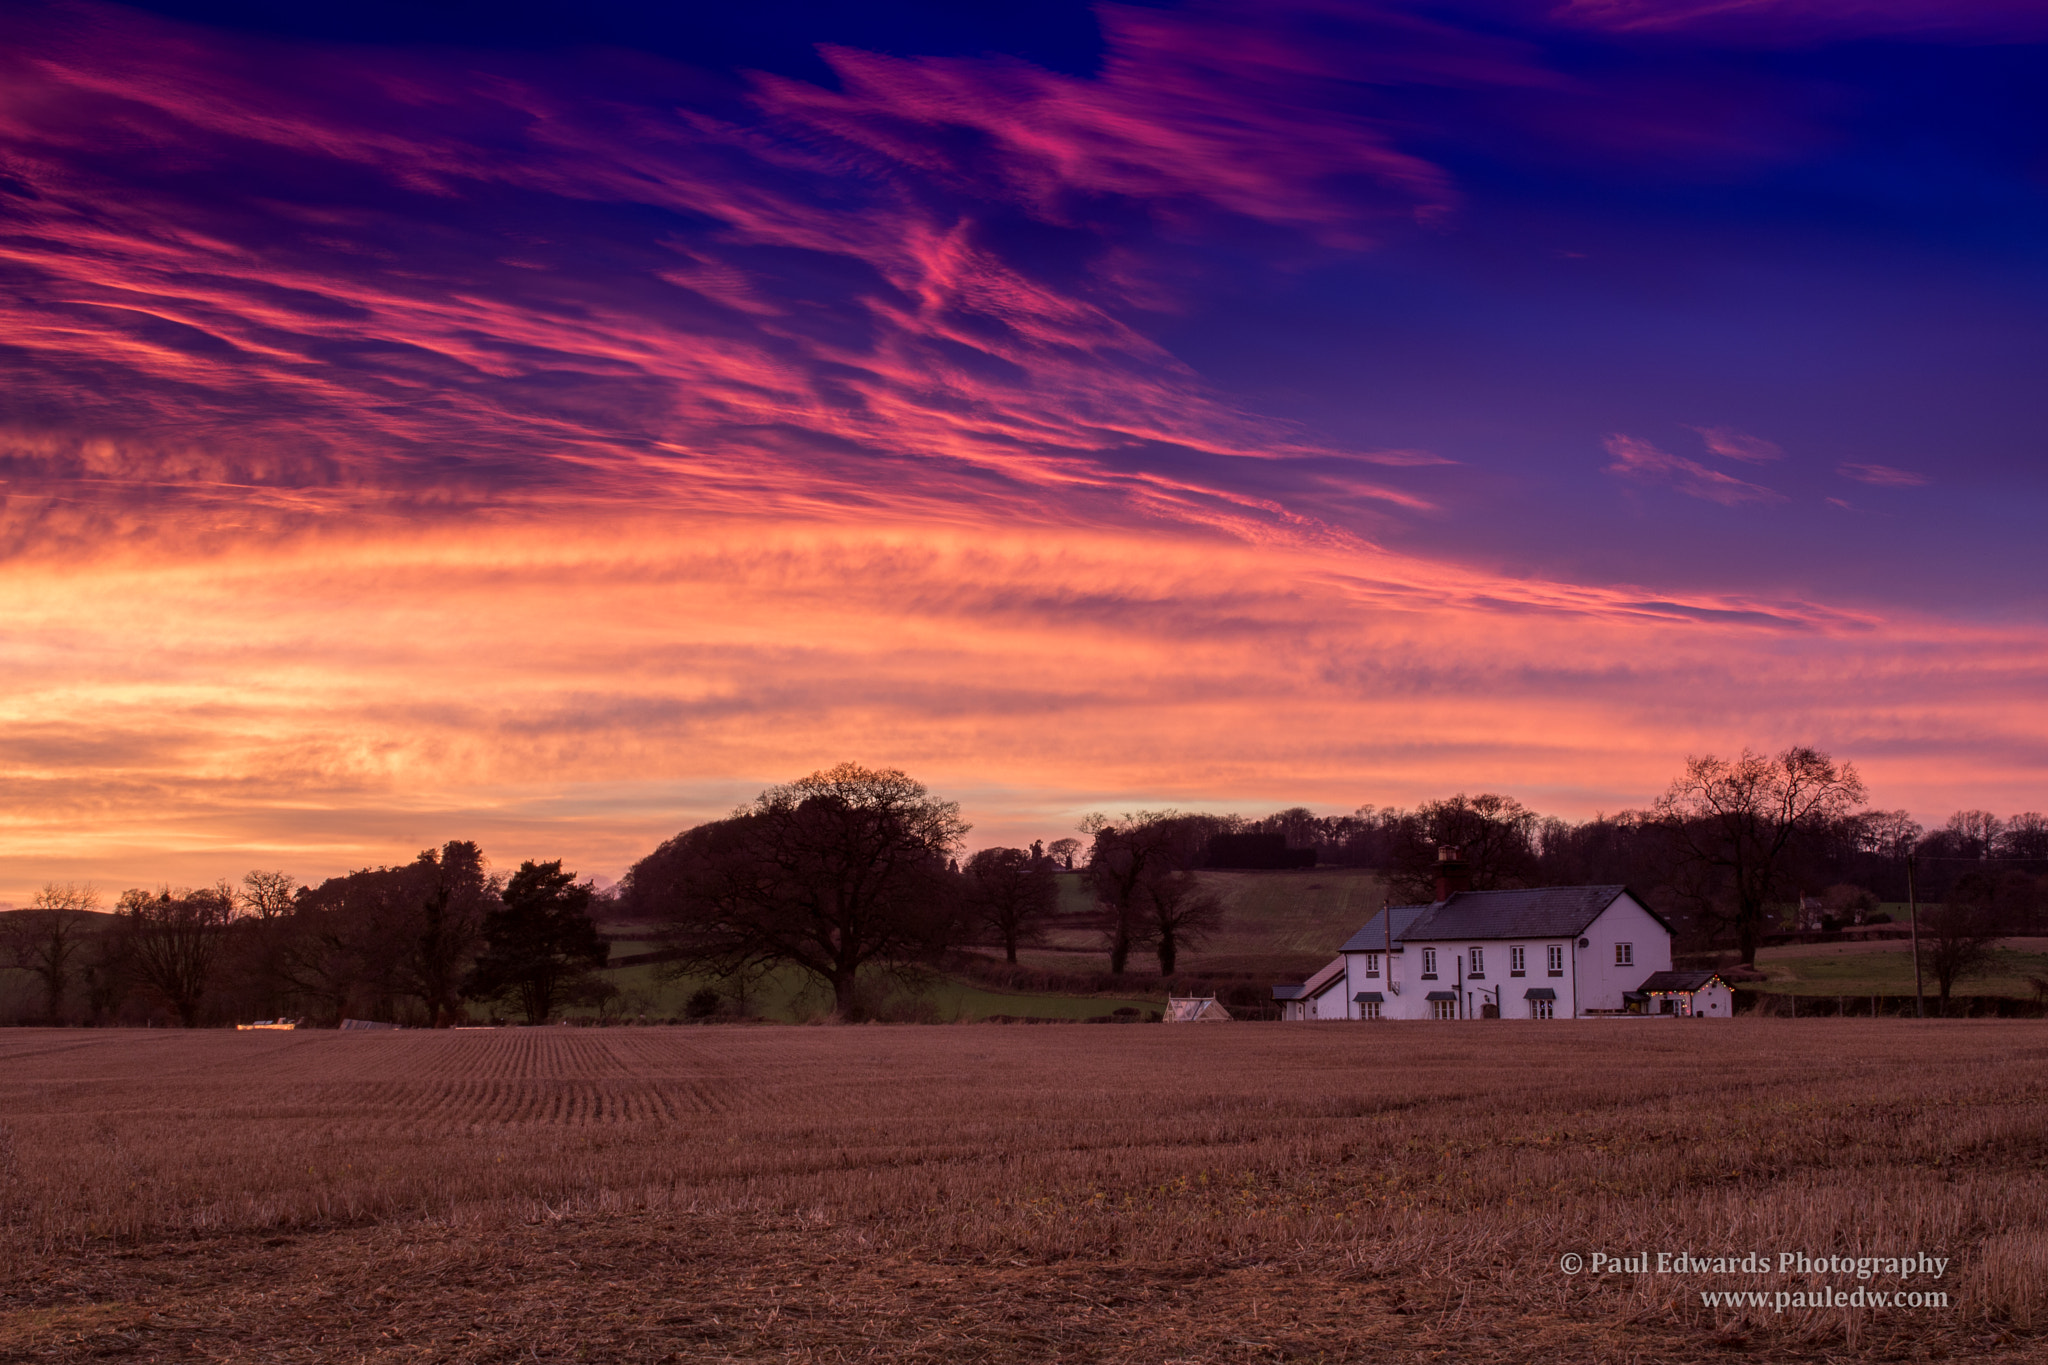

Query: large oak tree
left=625, top=764, right=966, bottom=1017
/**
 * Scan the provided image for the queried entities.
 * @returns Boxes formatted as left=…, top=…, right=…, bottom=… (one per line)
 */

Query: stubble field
left=2, top=1021, right=2045, bottom=1363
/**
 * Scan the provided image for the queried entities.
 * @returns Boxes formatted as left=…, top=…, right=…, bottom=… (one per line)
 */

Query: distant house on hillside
left=1163, top=996, right=1234, bottom=1022
left=1272, top=849, right=1687, bottom=1021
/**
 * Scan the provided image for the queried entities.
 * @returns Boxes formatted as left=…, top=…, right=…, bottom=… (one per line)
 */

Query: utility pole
left=1907, top=853, right=1924, bottom=1019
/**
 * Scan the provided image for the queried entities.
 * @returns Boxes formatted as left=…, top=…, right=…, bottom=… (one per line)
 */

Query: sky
left=1, top=0, right=2045, bottom=899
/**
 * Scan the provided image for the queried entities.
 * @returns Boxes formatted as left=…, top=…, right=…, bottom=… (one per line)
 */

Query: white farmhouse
left=1274, top=852, right=1681, bottom=1020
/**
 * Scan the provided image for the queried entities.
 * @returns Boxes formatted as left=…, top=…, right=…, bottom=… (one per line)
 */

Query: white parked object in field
left=1163, top=996, right=1234, bottom=1022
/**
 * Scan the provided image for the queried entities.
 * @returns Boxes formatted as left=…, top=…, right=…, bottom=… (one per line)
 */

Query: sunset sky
left=2, top=0, right=2044, bottom=900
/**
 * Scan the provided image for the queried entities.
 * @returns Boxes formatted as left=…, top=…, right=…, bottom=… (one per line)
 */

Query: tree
left=963, top=847, right=1058, bottom=964
left=1997, top=813, right=2048, bottom=863
left=626, top=763, right=968, bottom=1018
left=2, top=884, right=101, bottom=1023
left=400, top=842, right=494, bottom=1027
left=1081, top=812, right=1209, bottom=976
left=463, top=861, right=609, bottom=1024
left=1386, top=794, right=1539, bottom=902
left=119, top=884, right=236, bottom=1026
left=1920, top=876, right=2003, bottom=1014
left=1141, top=869, right=1223, bottom=976
left=1046, top=837, right=1080, bottom=871
left=1653, top=746, right=1867, bottom=965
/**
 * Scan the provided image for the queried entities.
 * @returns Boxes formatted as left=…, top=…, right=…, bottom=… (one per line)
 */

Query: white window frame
left=1421, top=947, right=1438, bottom=977
left=1531, top=997, right=1554, bottom=1020
left=1510, top=945, right=1525, bottom=973
left=1615, top=942, right=1634, bottom=967
left=1469, top=947, right=1485, bottom=976
left=1364, top=952, right=1380, bottom=977
left=1361, top=1000, right=1382, bottom=1020
left=1430, top=999, right=1455, bottom=1021
left=1547, top=944, right=1565, bottom=973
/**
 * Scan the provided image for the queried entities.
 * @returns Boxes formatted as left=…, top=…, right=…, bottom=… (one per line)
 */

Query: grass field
left=1752, top=938, right=2048, bottom=999
left=3, top=1021, right=2044, bottom=1362
left=1015, top=868, right=1387, bottom=980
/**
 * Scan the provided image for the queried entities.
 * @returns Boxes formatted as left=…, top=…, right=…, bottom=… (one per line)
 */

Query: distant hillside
left=1020, top=868, right=1386, bottom=982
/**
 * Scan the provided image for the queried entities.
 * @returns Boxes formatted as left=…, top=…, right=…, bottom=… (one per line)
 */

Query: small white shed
left=1635, top=970, right=1735, bottom=1017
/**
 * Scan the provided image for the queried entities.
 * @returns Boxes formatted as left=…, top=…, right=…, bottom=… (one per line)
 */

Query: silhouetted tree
left=964, top=846, right=1058, bottom=964
left=1653, top=747, right=1866, bottom=965
left=2, top=884, right=101, bottom=1023
left=1920, top=875, right=2003, bottom=1014
left=401, top=842, right=494, bottom=1027
left=463, top=860, right=608, bottom=1025
left=1142, top=869, right=1223, bottom=976
left=626, top=764, right=966, bottom=1018
left=1081, top=812, right=1213, bottom=976
left=1386, top=794, right=1540, bottom=902
left=119, top=884, right=236, bottom=1026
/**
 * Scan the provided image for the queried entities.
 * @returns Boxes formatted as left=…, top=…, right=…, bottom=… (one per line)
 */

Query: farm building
left=1633, top=970, right=1735, bottom=1017
left=1272, top=851, right=1686, bottom=1021
left=1163, top=996, right=1234, bottom=1022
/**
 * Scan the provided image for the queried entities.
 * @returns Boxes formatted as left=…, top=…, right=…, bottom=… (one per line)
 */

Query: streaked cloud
left=1694, top=427, right=1784, bottom=464
left=1838, top=462, right=1929, bottom=488
left=1602, top=435, right=1785, bottom=506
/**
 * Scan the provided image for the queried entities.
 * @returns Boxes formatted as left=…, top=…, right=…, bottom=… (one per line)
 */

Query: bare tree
left=1081, top=812, right=1208, bottom=976
left=1943, top=810, right=2006, bottom=862
left=963, top=847, right=1058, bottom=964
left=119, top=884, right=236, bottom=1026
left=1387, top=794, right=1539, bottom=901
left=1920, top=879, right=2003, bottom=1015
left=1046, top=837, right=1081, bottom=871
left=1997, top=812, right=2048, bottom=862
left=1654, top=747, right=1867, bottom=965
left=1142, top=870, right=1223, bottom=976
left=631, top=764, right=968, bottom=1018
left=2, top=884, right=101, bottom=1023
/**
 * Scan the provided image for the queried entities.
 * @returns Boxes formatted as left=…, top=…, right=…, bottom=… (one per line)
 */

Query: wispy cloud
left=1603, top=435, right=1784, bottom=506
left=1838, top=462, right=1929, bottom=488
left=1694, top=426, right=1783, bottom=463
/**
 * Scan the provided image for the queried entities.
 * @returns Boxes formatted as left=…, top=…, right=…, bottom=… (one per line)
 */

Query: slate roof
left=1271, top=984, right=1306, bottom=1001
left=1523, top=987, right=1557, bottom=1000
left=1424, top=990, right=1457, bottom=1001
left=1337, top=903, right=1436, bottom=953
left=1638, top=970, right=1726, bottom=993
left=1401, top=886, right=1672, bottom=942
left=1353, top=991, right=1384, bottom=1003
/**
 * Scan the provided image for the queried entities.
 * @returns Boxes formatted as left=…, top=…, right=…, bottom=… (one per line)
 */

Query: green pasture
left=577, top=955, right=1162, bottom=1023
left=1751, top=939, right=2048, bottom=998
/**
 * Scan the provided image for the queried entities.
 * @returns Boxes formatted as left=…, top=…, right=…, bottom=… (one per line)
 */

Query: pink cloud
left=1694, top=426, right=1783, bottom=463
left=1837, top=462, right=1929, bottom=487
left=1603, top=435, right=1785, bottom=506
left=1551, top=0, right=2048, bottom=44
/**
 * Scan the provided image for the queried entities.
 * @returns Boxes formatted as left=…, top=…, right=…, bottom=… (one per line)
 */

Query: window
left=1468, top=947, right=1485, bottom=977
left=1615, top=942, right=1634, bottom=967
left=1547, top=944, right=1565, bottom=974
left=1510, top=946, right=1526, bottom=975
left=1430, top=999, right=1455, bottom=1021
left=1421, top=947, right=1438, bottom=978
left=1364, top=952, right=1380, bottom=978
left=1531, top=998, right=1554, bottom=1020
left=1361, top=1000, right=1382, bottom=1020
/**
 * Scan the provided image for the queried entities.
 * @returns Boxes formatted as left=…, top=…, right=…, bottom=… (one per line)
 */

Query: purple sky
left=0, top=0, right=2043, bottom=896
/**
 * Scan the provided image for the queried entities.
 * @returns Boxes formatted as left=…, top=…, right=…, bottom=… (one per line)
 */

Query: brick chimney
left=1433, top=845, right=1472, bottom=902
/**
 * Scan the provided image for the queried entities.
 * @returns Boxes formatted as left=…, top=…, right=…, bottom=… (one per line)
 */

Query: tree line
left=7, top=749, right=2043, bottom=1024
left=0, top=845, right=611, bottom=1028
